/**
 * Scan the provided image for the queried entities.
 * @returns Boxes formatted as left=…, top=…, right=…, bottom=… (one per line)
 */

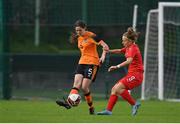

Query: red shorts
left=117, top=72, right=143, bottom=90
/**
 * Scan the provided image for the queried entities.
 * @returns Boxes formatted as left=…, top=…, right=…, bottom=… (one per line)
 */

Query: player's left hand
left=108, top=66, right=118, bottom=72
left=99, top=56, right=105, bottom=66
left=103, top=45, right=109, bottom=51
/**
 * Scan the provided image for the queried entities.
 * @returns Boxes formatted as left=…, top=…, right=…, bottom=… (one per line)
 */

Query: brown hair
left=123, top=27, right=140, bottom=41
left=69, top=20, right=87, bottom=44
left=74, top=20, right=87, bottom=29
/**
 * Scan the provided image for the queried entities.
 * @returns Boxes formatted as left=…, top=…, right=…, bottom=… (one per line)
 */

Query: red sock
left=120, top=90, right=135, bottom=105
left=106, top=94, right=118, bottom=111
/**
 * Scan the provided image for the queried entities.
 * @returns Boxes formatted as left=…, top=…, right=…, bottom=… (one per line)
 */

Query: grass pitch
left=0, top=100, right=180, bottom=123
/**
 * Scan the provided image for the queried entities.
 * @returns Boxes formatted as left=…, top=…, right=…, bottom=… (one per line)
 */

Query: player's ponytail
left=124, top=27, right=140, bottom=42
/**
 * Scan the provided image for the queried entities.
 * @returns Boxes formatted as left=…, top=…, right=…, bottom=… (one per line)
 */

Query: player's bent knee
left=111, top=87, right=118, bottom=95
left=111, top=82, right=126, bottom=95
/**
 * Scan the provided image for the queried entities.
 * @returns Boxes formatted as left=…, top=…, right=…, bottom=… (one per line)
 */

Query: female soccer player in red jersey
left=56, top=20, right=109, bottom=114
left=97, top=27, right=144, bottom=116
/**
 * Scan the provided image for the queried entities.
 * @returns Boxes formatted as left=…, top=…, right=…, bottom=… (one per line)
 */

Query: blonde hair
left=123, top=27, right=140, bottom=41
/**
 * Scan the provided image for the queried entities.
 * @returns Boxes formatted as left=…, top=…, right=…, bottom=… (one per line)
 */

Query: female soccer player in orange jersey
left=97, top=27, right=144, bottom=116
left=56, top=20, right=109, bottom=114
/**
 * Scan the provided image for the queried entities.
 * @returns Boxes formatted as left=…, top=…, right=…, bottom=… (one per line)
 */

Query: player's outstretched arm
left=108, top=48, right=126, bottom=54
left=99, top=50, right=106, bottom=65
left=109, top=49, right=121, bottom=54
left=98, top=40, right=109, bottom=65
left=99, top=40, right=109, bottom=51
left=108, top=57, right=133, bottom=72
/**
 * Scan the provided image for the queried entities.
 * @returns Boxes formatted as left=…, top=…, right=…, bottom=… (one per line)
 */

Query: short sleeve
left=120, top=48, right=126, bottom=53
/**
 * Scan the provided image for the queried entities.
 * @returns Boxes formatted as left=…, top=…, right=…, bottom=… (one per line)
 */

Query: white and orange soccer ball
left=67, top=94, right=81, bottom=107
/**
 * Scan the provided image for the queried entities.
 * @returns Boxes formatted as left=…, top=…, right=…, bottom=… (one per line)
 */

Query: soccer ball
left=67, top=94, right=81, bottom=107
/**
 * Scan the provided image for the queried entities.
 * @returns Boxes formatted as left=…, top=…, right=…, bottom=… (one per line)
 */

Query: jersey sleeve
left=120, top=48, right=126, bottom=53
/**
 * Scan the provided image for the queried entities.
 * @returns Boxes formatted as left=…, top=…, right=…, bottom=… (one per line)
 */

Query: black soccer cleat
left=89, top=107, right=95, bottom=115
left=56, top=97, right=71, bottom=109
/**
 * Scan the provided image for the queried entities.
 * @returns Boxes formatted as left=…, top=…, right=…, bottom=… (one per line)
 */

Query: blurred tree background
left=5, top=0, right=160, bottom=53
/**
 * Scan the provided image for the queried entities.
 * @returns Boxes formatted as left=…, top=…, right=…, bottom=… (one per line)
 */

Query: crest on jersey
left=83, top=39, right=88, bottom=43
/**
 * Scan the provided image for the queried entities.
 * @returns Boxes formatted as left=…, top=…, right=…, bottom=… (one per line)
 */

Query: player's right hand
left=108, top=66, right=117, bottom=72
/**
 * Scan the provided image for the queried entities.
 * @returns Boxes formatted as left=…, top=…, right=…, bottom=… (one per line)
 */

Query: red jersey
left=121, top=43, right=144, bottom=73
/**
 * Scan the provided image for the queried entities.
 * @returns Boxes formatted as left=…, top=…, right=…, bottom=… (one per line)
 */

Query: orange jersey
left=78, top=31, right=100, bottom=65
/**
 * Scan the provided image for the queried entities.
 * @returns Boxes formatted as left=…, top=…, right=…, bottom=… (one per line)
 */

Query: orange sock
left=70, top=87, right=79, bottom=94
left=84, top=92, right=93, bottom=108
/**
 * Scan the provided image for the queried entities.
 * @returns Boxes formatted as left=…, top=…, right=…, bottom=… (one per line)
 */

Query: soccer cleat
left=132, top=101, right=141, bottom=116
left=56, top=97, right=71, bottom=109
left=89, top=107, right=95, bottom=115
left=97, top=109, right=112, bottom=115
